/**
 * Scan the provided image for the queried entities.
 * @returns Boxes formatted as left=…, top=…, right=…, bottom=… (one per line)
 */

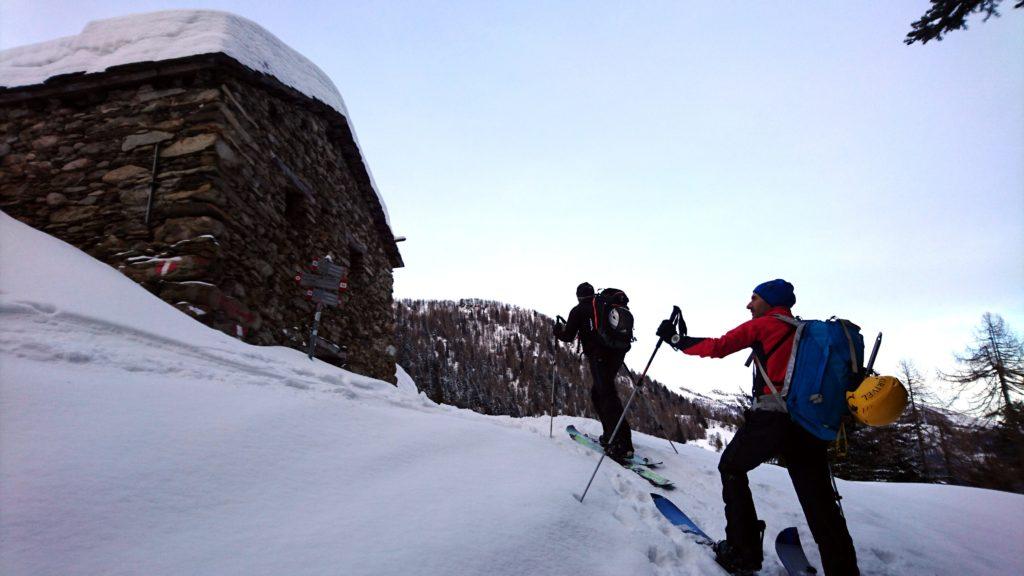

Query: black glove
left=656, top=319, right=677, bottom=343
left=658, top=319, right=704, bottom=350
left=553, top=316, right=566, bottom=338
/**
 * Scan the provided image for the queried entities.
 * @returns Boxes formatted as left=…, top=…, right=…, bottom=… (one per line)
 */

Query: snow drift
left=1, top=209, right=1022, bottom=575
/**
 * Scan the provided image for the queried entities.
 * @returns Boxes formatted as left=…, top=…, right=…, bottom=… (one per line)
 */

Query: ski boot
left=605, top=443, right=634, bottom=465
left=712, top=520, right=766, bottom=575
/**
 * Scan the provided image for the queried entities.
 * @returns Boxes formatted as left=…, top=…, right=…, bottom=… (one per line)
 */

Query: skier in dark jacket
left=657, top=279, right=859, bottom=576
left=555, top=282, right=634, bottom=462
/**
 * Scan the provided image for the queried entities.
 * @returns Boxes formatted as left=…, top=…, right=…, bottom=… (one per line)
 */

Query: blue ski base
left=775, top=527, right=818, bottom=575
left=651, top=493, right=714, bottom=546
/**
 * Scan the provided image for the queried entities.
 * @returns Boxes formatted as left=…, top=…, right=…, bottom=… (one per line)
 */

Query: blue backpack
left=770, top=315, right=865, bottom=441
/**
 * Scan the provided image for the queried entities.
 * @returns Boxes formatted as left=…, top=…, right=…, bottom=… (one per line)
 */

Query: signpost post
left=144, top=142, right=160, bottom=226
left=295, top=257, right=348, bottom=361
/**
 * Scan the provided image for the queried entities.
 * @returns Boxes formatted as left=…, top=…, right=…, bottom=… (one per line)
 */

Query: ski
left=652, top=494, right=756, bottom=576
left=775, top=527, right=818, bottom=575
left=566, top=424, right=667, bottom=472
left=650, top=493, right=714, bottom=546
left=566, top=424, right=662, bottom=467
left=579, top=430, right=663, bottom=467
left=566, top=425, right=673, bottom=488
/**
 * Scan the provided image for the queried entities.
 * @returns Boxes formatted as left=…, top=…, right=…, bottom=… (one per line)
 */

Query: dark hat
left=576, top=282, right=595, bottom=299
left=753, top=279, right=796, bottom=308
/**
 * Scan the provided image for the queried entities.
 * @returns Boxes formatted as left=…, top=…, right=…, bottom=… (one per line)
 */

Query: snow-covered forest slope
left=394, top=298, right=737, bottom=441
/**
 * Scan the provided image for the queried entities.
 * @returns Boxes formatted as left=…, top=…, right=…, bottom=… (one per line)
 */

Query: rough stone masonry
left=0, top=54, right=404, bottom=383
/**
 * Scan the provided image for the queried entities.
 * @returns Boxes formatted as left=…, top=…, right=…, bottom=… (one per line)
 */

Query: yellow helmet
left=847, top=375, right=908, bottom=426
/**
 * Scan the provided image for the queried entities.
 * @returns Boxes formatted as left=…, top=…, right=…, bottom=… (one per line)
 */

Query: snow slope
left=1, top=210, right=1022, bottom=576
left=691, top=420, right=737, bottom=454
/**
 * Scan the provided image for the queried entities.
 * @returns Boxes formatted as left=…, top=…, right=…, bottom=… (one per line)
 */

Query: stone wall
left=0, top=58, right=400, bottom=382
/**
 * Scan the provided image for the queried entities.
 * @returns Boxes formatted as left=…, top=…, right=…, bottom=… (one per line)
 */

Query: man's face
left=747, top=293, right=771, bottom=318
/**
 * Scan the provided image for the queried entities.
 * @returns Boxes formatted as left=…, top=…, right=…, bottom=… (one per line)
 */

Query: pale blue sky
left=3, top=1, right=1022, bottom=404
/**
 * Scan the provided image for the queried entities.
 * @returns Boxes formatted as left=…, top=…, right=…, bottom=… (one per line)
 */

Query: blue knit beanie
left=753, top=279, right=796, bottom=308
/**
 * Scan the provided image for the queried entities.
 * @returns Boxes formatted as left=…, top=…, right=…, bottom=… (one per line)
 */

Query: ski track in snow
left=2, top=187, right=1023, bottom=575
left=0, top=301, right=424, bottom=407
left=5, top=310, right=1024, bottom=575
left=2, top=238, right=1023, bottom=575
left=0, top=301, right=720, bottom=575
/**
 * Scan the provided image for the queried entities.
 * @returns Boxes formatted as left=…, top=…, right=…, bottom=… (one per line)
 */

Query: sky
left=2, top=1, right=1022, bottom=406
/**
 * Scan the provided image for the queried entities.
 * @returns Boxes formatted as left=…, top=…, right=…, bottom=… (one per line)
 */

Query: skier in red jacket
left=657, top=279, right=859, bottom=576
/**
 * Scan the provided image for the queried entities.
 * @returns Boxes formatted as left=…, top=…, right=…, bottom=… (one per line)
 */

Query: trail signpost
left=295, top=257, right=348, bottom=360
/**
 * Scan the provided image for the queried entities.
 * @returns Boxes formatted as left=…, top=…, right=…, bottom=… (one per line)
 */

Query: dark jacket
left=555, top=297, right=604, bottom=356
left=680, top=306, right=796, bottom=398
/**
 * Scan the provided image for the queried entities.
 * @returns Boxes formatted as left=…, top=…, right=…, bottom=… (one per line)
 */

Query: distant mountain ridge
left=394, top=298, right=741, bottom=442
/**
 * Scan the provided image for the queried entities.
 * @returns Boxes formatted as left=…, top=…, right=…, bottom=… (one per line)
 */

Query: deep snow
left=1, top=210, right=1022, bottom=575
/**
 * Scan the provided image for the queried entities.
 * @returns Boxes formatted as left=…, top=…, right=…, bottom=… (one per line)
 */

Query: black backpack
left=591, top=288, right=634, bottom=351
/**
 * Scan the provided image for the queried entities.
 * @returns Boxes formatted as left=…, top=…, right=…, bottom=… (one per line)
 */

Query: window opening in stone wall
left=274, top=156, right=314, bottom=228
left=284, top=186, right=307, bottom=226
left=349, top=242, right=366, bottom=278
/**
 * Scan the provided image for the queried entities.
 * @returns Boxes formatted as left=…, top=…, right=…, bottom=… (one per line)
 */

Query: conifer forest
left=395, top=300, right=1024, bottom=494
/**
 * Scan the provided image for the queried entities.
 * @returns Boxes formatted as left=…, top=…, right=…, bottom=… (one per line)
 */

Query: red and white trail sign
left=295, top=257, right=348, bottom=360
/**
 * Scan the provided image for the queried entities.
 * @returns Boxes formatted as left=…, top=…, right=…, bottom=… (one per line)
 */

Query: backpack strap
left=765, top=324, right=794, bottom=358
left=772, top=313, right=800, bottom=326
left=751, top=354, right=788, bottom=412
left=749, top=313, right=802, bottom=407
left=748, top=315, right=800, bottom=411
left=837, top=319, right=860, bottom=376
left=773, top=314, right=805, bottom=395
left=745, top=315, right=796, bottom=369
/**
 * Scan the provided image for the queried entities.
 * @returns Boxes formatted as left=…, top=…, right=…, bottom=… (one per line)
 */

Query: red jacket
left=681, top=306, right=796, bottom=396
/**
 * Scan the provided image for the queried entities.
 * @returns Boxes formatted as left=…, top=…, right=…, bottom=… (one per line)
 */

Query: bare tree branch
left=939, top=313, right=1024, bottom=423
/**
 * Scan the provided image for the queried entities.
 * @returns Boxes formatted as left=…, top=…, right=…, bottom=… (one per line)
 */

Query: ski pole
left=621, top=361, right=679, bottom=454
left=828, top=461, right=846, bottom=519
left=549, top=346, right=557, bottom=438
left=575, top=307, right=680, bottom=503
left=652, top=306, right=685, bottom=455
left=665, top=421, right=679, bottom=454
left=550, top=316, right=565, bottom=438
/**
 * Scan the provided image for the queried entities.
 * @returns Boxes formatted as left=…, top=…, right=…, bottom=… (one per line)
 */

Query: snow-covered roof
left=0, top=10, right=393, bottom=230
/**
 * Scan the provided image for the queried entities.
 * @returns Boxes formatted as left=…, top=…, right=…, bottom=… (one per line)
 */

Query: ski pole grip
left=671, top=306, right=687, bottom=336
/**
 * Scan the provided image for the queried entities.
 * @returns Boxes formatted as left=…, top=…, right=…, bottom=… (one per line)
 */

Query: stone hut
left=0, top=11, right=403, bottom=382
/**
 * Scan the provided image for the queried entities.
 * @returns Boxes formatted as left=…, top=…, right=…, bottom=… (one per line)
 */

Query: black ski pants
left=586, top=351, right=632, bottom=452
left=718, top=409, right=859, bottom=576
